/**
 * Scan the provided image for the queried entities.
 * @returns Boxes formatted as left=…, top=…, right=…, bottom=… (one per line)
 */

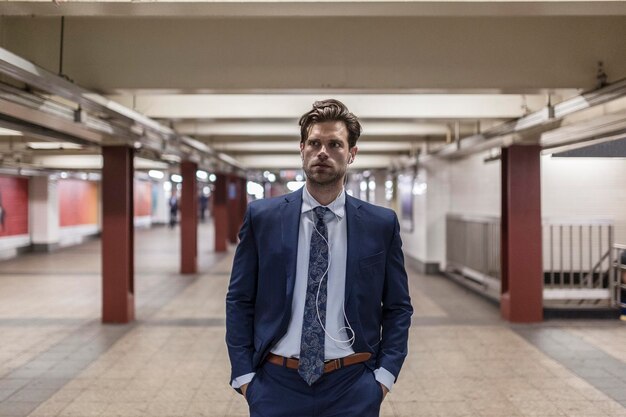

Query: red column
left=180, top=161, right=198, bottom=274
left=213, top=174, right=228, bottom=252
left=102, top=146, right=134, bottom=323
left=500, top=144, right=543, bottom=323
left=239, top=177, right=248, bottom=230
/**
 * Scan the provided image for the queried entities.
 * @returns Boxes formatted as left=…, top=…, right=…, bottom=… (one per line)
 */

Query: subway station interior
left=1, top=1, right=626, bottom=416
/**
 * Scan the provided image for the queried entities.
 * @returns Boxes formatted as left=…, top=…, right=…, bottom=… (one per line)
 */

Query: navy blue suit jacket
left=225, top=187, right=413, bottom=386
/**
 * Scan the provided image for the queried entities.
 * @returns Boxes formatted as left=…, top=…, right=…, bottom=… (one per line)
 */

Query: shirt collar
left=301, top=185, right=345, bottom=219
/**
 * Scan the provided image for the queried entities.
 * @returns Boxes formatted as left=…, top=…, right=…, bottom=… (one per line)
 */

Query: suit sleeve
left=377, top=213, right=413, bottom=380
left=225, top=205, right=258, bottom=385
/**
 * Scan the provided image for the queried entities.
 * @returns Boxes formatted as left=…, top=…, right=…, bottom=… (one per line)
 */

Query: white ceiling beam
left=111, top=94, right=548, bottom=119
left=212, top=141, right=413, bottom=152
left=30, top=155, right=169, bottom=170
left=2, top=1, right=626, bottom=17
left=174, top=120, right=451, bottom=136
left=234, top=154, right=393, bottom=169
left=203, top=134, right=448, bottom=143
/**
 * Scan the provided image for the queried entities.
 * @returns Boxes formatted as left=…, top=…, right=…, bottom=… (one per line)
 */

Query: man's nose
left=317, top=146, right=329, bottom=159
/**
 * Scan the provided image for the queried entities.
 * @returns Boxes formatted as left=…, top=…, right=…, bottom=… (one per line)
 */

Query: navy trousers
left=245, top=361, right=384, bottom=417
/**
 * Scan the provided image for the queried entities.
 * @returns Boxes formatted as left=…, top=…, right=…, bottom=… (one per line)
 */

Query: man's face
left=300, top=121, right=357, bottom=187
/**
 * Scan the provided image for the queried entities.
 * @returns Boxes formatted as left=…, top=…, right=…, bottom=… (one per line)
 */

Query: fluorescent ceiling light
left=161, top=153, right=181, bottom=163
left=0, top=127, right=23, bottom=136
left=247, top=181, right=264, bottom=199
left=28, top=142, right=82, bottom=149
left=287, top=181, right=305, bottom=191
left=135, top=158, right=169, bottom=170
left=148, top=170, right=164, bottom=179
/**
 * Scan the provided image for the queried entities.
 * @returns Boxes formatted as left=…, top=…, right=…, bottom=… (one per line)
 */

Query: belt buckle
left=333, top=358, right=341, bottom=370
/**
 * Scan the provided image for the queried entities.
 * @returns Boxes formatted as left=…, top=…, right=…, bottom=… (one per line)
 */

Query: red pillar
left=239, top=177, right=248, bottom=230
left=213, top=174, right=228, bottom=252
left=500, top=145, right=543, bottom=323
left=102, top=146, right=134, bottom=323
left=180, top=161, right=198, bottom=274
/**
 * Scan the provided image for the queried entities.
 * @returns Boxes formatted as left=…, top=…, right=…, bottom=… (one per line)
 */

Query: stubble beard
left=303, top=163, right=346, bottom=190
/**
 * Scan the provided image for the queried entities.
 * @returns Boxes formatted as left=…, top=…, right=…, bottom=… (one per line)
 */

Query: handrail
left=581, top=249, right=609, bottom=288
left=446, top=214, right=617, bottom=306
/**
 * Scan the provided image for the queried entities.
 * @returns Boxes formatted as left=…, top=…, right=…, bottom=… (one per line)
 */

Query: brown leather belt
left=266, top=352, right=372, bottom=374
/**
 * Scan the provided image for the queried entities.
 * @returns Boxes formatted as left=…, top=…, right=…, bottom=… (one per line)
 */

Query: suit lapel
left=281, top=188, right=303, bottom=303
left=344, top=194, right=362, bottom=304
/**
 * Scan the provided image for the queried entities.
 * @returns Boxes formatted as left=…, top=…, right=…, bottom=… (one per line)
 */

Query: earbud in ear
left=348, top=155, right=354, bottom=164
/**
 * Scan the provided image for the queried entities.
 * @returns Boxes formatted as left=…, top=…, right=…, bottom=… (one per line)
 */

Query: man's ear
left=349, top=146, right=358, bottom=164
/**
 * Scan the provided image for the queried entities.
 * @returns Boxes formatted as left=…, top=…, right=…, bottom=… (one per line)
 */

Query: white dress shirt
left=271, top=185, right=353, bottom=359
left=232, top=186, right=395, bottom=391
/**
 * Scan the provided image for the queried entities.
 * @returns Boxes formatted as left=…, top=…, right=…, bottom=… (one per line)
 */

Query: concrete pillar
left=102, top=146, right=134, bottom=323
left=30, top=176, right=60, bottom=252
left=213, top=174, right=228, bottom=252
left=500, top=145, right=543, bottom=323
left=180, top=161, right=198, bottom=274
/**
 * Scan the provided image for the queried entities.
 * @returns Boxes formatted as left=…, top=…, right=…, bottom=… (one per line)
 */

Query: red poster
left=134, top=180, right=152, bottom=217
left=0, top=175, right=29, bottom=237
left=58, top=180, right=98, bottom=227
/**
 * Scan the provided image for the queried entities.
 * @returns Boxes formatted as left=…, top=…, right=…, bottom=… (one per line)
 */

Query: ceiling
left=0, top=2, right=625, bottom=174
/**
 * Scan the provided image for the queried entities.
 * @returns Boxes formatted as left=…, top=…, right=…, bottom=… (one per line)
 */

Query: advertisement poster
left=58, top=179, right=98, bottom=227
left=0, top=175, right=29, bottom=237
left=134, top=180, right=152, bottom=217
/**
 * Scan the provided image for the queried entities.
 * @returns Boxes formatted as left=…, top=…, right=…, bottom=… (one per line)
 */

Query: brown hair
left=298, top=99, right=362, bottom=148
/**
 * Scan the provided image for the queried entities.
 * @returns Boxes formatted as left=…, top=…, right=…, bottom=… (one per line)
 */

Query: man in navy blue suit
left=226, top=99, right=413, bottom=417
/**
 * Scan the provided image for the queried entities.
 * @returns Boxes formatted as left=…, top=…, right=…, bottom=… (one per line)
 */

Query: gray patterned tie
left=298, top=206, right=329, bottom=386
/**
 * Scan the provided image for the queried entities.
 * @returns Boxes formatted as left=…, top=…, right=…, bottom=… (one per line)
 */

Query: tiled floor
left=0, top=223, right=625, bottom=417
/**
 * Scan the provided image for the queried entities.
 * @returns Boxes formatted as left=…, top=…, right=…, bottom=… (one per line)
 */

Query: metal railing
left=446, top=214, right=501, bottom=299
left=615, top=244, right=626, bottom=311
left=542, top=219, right=614, bottom=306
left=446, top=214, right=619, bottom=307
